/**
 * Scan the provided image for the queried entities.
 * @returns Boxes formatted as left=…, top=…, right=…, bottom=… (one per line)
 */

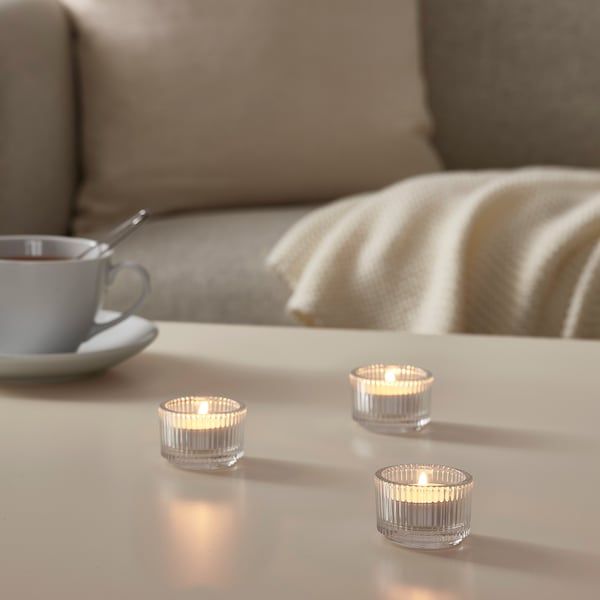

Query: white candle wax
left=174, top=400, right=232, bottom=431
left=389, top=470, right=457, bottom=503
left=359, top=366, right=432, bottom=396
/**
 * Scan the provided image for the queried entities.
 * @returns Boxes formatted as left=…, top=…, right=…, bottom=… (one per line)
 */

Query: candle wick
left=384, top=368, right=397, bottom=384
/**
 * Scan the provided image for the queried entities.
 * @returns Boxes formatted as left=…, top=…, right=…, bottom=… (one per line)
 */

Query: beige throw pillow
left=63, top=0, right=441, bottom=233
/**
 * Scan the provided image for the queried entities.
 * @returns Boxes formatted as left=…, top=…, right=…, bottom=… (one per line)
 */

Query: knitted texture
left=268, top=168, right=600, bottom=338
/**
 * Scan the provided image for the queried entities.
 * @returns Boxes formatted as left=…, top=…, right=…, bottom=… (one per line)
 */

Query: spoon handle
left=78, top=209, right=149, bottom=259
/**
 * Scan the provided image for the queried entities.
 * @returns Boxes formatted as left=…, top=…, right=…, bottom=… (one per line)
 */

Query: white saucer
left=0, top=311, right=158, bottom=382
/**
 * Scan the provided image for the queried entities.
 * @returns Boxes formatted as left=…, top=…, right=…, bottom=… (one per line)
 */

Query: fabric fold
left=267, top=168, right=600, bottom=338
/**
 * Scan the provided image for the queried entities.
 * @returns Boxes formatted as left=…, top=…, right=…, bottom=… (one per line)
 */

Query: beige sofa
left=2, top=0, right=599, bottom=325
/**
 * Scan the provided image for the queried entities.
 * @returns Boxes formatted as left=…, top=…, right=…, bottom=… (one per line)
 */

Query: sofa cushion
left=105, top=205, right=312, bottom=325
left=0, top=0, right=74, bottom=235
left=421, top=0, right=600, bottom=169
left=63, top=0, right=440, bottom=233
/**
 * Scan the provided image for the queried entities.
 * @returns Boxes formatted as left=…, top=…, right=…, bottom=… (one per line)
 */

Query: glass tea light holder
left=159, top=396, right=247, bottom=470
left=375, top=464, right=473, bottom=549
left=350, top=364, right=433, bottom=433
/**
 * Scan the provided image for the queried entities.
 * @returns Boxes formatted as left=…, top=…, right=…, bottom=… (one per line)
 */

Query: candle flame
left=197, top=401, right=210, bottom=415
left=384, top=368, right=397, bottom=384
left=417, top=471, right=428, bottom=486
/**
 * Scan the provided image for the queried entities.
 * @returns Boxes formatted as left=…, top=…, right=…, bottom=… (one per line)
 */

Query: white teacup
left=0, top=236, right=150, bottom=354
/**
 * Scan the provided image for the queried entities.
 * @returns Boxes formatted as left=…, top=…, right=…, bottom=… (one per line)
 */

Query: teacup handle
left=87, top=261, right=151, bottom=339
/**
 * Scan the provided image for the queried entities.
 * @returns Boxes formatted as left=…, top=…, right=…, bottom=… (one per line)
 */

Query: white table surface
left=1, top=323, right=599, bottom=599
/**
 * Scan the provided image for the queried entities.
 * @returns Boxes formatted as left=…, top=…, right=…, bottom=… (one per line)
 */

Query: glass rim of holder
left=159, top=395, right=246, bottom=416
left=351, top=364, right=433, bottom=383
left=375, top=464, right=473, bottom=550
left=350, top=364, right=434, bottom=433
left=159, top=396, right=247, bottom=471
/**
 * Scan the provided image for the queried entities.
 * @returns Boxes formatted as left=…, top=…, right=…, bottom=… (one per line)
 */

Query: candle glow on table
left=159, top=396, right=247, bottom=470
left=350, top=364, right=433, bottom=433
left=375, top=464, right=473, bottom=549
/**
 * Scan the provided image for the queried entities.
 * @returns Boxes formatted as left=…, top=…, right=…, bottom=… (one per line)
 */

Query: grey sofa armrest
left=0, top=0, right=75, bottom=234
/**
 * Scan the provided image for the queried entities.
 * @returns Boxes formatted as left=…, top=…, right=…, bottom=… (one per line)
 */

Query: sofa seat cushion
left=62, top=0, right=440, bottom=233
left=105, top=205, right=311, bottom=325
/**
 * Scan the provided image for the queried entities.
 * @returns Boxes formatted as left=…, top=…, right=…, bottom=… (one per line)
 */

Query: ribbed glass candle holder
left=375, top=464, right=473, bottom=549
left=350, top=365, right=433, bottom=433
left=159, top=396, right=247, bottom=470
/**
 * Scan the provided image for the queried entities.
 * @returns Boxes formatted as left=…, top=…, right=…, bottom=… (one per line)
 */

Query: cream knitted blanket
left=268, top=168, right=600, bottom=338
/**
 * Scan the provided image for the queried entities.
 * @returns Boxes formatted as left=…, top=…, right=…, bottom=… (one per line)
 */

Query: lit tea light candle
left=375, top=464, right=473, bottom=549
left=350, top=364, right=433, bottom=433
left=159, top=396, right=247, bottom=470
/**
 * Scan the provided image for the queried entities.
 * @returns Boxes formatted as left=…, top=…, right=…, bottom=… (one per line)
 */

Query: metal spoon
left=77, top=209, right=149, bottom=259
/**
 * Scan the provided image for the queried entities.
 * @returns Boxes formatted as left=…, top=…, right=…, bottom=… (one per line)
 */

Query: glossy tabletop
left=1, top=323, right=599, bottom=599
